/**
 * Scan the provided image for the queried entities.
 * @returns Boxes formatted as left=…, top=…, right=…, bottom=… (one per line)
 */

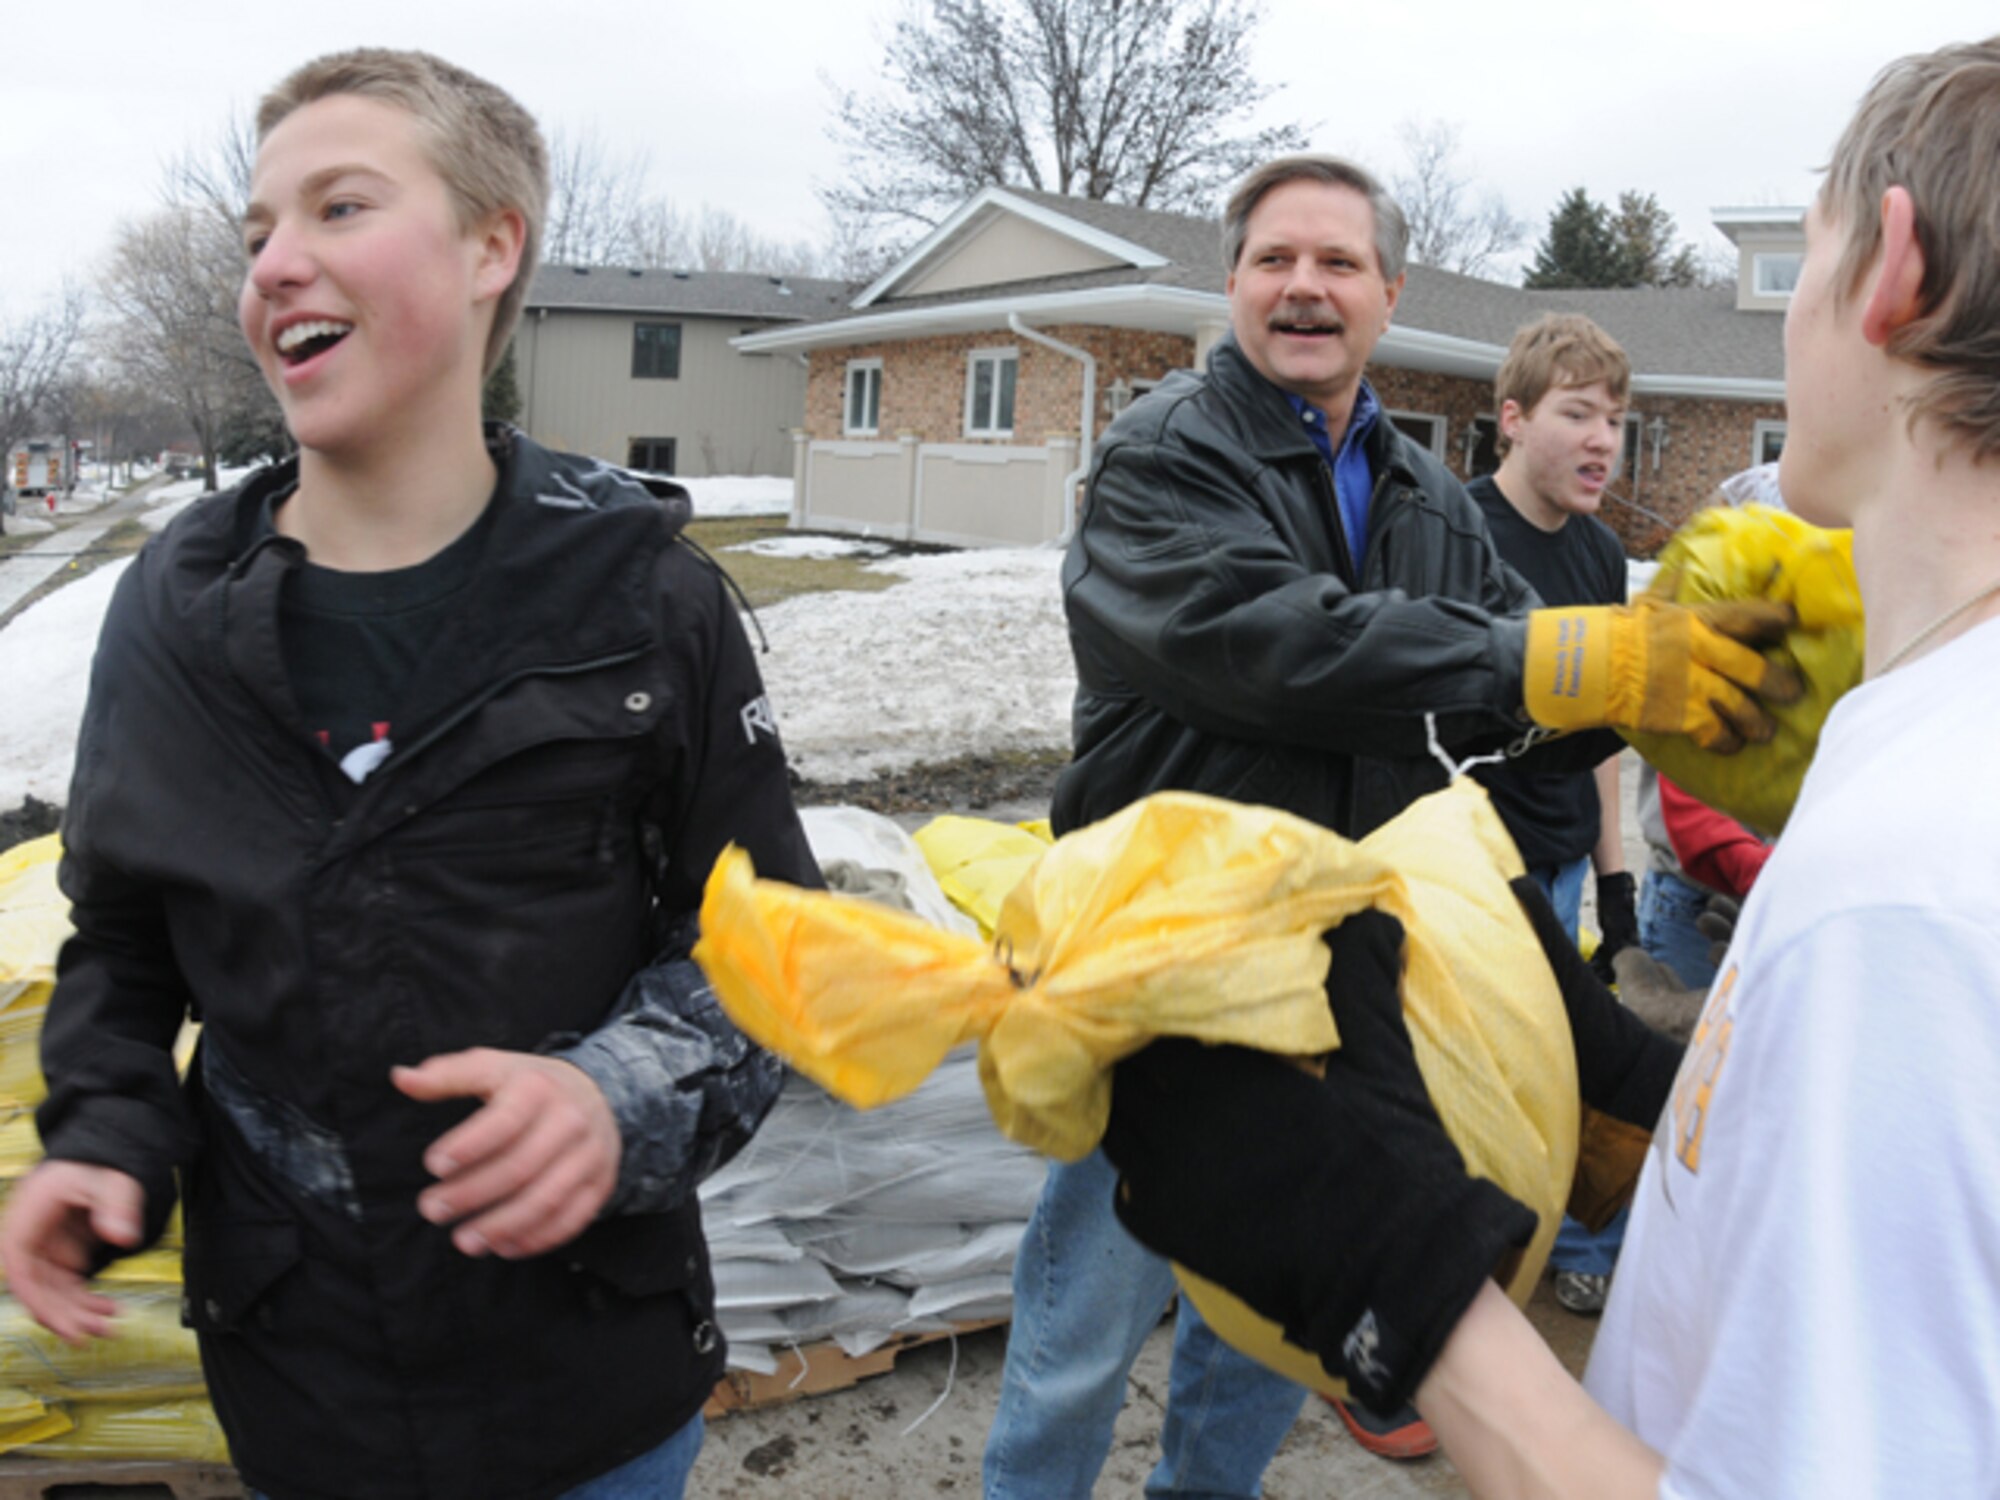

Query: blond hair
left=256, top=48, right=548, bottom=378
left=1492, top=313, right=1630, bottom=456
left=1222, top=155, right=1409, bottom=280
left=1820, top=35, right=2000, bottom=462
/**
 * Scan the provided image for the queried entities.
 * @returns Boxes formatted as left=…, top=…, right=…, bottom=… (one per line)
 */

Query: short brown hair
left=1493, top=313, right=1631, bottom=454
left=1222, top=155, right=1409, bottom=280
left=256, top=49, right=549, bottom=379
left=1820, top=35, right=2000, bottom=462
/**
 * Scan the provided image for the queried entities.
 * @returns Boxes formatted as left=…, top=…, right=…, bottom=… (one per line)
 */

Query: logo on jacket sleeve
left=740, top=695, right=779, bottom=745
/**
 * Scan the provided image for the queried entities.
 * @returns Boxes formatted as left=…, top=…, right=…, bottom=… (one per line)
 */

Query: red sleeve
left=1659, top=774, right=1772, bottom=899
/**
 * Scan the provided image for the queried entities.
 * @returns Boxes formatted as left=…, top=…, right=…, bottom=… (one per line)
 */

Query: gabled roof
left=735, top=188, right=1783, bottom=397
left=525, top=265, right=854, bottom=321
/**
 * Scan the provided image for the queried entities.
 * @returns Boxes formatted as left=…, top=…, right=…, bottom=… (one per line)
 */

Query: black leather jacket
left=40, top=429, right=818, bottom=1499
left=1056, top=336, right=1606, bottom=839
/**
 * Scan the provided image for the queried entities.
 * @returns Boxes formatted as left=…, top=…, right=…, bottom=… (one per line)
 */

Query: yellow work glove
left=1523, top=596, right=1801, bottom=752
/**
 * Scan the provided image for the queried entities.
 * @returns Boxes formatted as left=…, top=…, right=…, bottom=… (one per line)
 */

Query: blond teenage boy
left=1104, top=33, right=2000, bottom=1500
left=0, top=50, right=816, bottom=1500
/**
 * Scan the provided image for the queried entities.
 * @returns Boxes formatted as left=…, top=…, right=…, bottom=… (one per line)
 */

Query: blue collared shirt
left=1286, top=382, right=1382, bottom=571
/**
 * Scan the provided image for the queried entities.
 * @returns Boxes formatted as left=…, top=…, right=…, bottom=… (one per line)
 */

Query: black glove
left=1586, top=871, right=1640, bottom=985
left=1512, top=875, right=1682, bottom=1128
left=1101, top=909, right=1537, bottom=1415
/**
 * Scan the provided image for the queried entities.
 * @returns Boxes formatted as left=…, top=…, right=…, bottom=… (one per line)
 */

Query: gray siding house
left=515, top=266, right=852, bottom=477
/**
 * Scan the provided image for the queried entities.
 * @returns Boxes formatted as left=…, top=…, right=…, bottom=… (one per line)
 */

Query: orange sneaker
left=1323, top=1395, right=1439, bottom=1460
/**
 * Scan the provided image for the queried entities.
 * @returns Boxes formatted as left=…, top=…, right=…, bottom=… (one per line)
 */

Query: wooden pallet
left=705, top=1317, right=1006, bottom=1417
left=0, top=1459, right=244, bottom=1500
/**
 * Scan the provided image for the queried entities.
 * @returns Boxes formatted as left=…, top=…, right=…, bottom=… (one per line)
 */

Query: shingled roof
left=751, top=186, right=1782, bottom=387
left=525, top=265, right=855, bottom=321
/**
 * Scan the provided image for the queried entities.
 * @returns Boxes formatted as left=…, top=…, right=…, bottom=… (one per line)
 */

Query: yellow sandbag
left=1626, top=504, right=1864, bottom=835
left=0, top=1290, right=202, bottom=1396
left=910, top=815, right=1054, bottom=939
left=0, top=993, right=47, bottom=1108
left=0, top=1402, right=72, bottom=1455
left=17, top=1396, right=228, bottom=1463
left=0, top=838, right=71, bottom=989
left=696, top=780, right=1578, bottom=1399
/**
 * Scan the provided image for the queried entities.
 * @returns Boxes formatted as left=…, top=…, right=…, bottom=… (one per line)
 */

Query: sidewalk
left=0, top=478, right=163, bottom=622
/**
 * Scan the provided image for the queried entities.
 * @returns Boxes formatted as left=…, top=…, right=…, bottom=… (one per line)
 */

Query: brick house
left=734, top=188, right=1802, bottom=554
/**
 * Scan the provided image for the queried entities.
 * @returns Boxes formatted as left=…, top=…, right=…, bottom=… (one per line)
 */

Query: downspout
left=1007, top=314, right=1093, bottom=548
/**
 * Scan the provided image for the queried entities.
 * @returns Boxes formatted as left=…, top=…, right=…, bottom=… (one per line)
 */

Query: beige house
left=515, top=266, right=852, bottom=478
left=734, top=188, right=1799, bottom=554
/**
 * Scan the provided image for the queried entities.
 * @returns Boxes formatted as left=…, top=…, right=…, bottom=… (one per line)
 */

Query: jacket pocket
left=183, top=1220, right=303, bottom=1334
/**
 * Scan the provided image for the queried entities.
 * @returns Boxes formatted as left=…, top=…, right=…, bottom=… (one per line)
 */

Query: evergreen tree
left=1524, top=188, right=1626, bottom=288
left=1611, top=191, right=1702, bottom=288
left=483, top=340, right=523, bottom=426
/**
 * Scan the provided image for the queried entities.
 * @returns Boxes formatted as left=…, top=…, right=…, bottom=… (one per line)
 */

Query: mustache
left=1269, top=305, right=1343, bottom=332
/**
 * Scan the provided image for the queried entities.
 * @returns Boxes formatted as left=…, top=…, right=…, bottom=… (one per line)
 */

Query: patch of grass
left=687, top=515, right=903, bottom=610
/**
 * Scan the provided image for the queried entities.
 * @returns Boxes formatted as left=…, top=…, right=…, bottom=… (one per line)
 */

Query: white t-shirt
left=1584, top=616, right=2000, bottom=1499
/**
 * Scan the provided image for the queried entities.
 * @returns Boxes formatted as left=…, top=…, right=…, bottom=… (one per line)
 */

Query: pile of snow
left=755, top=546, right=1071, bottom=784
left=726, top=535, right=890, bottom=562
left=674, top=475, right=792, bottom=518
left=0, top=491, right=1075, bottom=810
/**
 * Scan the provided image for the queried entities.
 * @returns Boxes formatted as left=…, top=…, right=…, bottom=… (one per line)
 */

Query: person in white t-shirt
left=1096, top=32, right=2000, bottom=1500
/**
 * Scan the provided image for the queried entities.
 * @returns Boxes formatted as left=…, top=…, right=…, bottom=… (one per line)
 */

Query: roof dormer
left=1712, top=207, right=1808, bottom=313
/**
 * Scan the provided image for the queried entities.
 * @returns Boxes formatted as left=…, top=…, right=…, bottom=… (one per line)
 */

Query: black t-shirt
left=1467, top=474, right=1628, bottom=869
left=262, top=487, right=495, bottom=783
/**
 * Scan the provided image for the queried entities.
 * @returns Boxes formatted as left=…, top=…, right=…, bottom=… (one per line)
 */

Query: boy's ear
left=1498, top=396, right=1526, bottom=444
left=1860, top=186, right=1925, bottom=348
left=471, top=207, right=528, bottom=305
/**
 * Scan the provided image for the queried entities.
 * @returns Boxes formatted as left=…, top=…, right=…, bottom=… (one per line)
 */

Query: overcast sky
left=5, top=0, right=1994, bottom=319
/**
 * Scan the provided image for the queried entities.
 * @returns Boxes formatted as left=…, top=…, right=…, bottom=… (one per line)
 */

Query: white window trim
left=964, top=347, right=1020, bottom=438
left=1385, top=410, right=1445, bottom=456
left=844, top=359, right=883, bottom=437
left=1618, top=413, right=1646, bottom=479
left=1752, top=251, right=1802, bottom=297
left=1752, top=419, right=1788, bottom=466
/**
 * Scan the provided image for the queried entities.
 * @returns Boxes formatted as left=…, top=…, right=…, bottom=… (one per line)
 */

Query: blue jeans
left=1639, top=868, right=1720, bottom=990
left=1528, top=855, right=1589, bottom=941
left=252, top=1416, right=703, bottom=1500
left=984, top=1148, right=1307, bottom=1498
left=1531, top=856, right=1627, bottom=1277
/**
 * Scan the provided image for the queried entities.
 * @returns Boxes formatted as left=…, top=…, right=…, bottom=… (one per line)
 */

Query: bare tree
left=1390, top=118, right=1527, bottom=279
left=0, top=288, right=86, bottom=470
left=823, top=0, right=1308, bottom=239
left=544, top=126, right=657, bottom=266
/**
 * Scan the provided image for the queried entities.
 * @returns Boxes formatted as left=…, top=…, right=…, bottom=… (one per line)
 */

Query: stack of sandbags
left=0, top=835, right=225, bottom=1463
left=698, top=808, right=1048, bottom=1373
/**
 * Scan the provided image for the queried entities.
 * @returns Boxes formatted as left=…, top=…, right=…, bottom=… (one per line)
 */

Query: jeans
left=1527, top=855, right=1589, bottom=942
left=252, top=1416, right=704, bottom=1500
left=1531, top=855, right=1626, bottom=1277
left=1639, top=868, right=1721, bottom=990
left=984, top=1148, right=1307, bottom=1498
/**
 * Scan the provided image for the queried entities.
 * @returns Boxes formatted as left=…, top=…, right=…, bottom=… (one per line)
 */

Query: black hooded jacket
left=39, top=429, right=817, bottom=1499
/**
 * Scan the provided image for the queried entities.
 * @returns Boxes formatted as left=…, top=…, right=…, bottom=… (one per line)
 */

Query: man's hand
left=1523, top=596, right=1802, bottom=752
left=0, top=1161, right=145, bottom=1344
left=1102, top=910, right=1536, bottom=1414
left=392, top=1049, right=622, bottom=1259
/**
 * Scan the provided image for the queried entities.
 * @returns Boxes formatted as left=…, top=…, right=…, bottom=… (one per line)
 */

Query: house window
left=632, top=322, right=682, bottom=380
left=1386, top=411, right=1445, bottom=456
left=1752, top=420, right=1787, bottom=466
left=1616, top=414, right=1646, bottom=479
left=628, top=437, right=676, bottom=474
left=1752, top=253, right=1802, bottom=297
left=844, top=360, right=883, bottom=436
left=964, top=349, right=1018, bottom=437
left=1464, top=415, right=1500, bottom=478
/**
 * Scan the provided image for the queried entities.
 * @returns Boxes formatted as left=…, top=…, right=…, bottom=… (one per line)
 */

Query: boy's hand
left=0, top=1160, right=144, bottom=1344
left=394, top=1049, right=622, bottom=1259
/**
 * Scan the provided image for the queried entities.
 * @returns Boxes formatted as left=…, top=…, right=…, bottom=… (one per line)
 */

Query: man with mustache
left=983, top=155, right=1796, bottom=1498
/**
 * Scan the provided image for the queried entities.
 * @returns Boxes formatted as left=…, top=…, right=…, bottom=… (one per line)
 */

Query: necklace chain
left=1877, top=577, right=2000, bottom=674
